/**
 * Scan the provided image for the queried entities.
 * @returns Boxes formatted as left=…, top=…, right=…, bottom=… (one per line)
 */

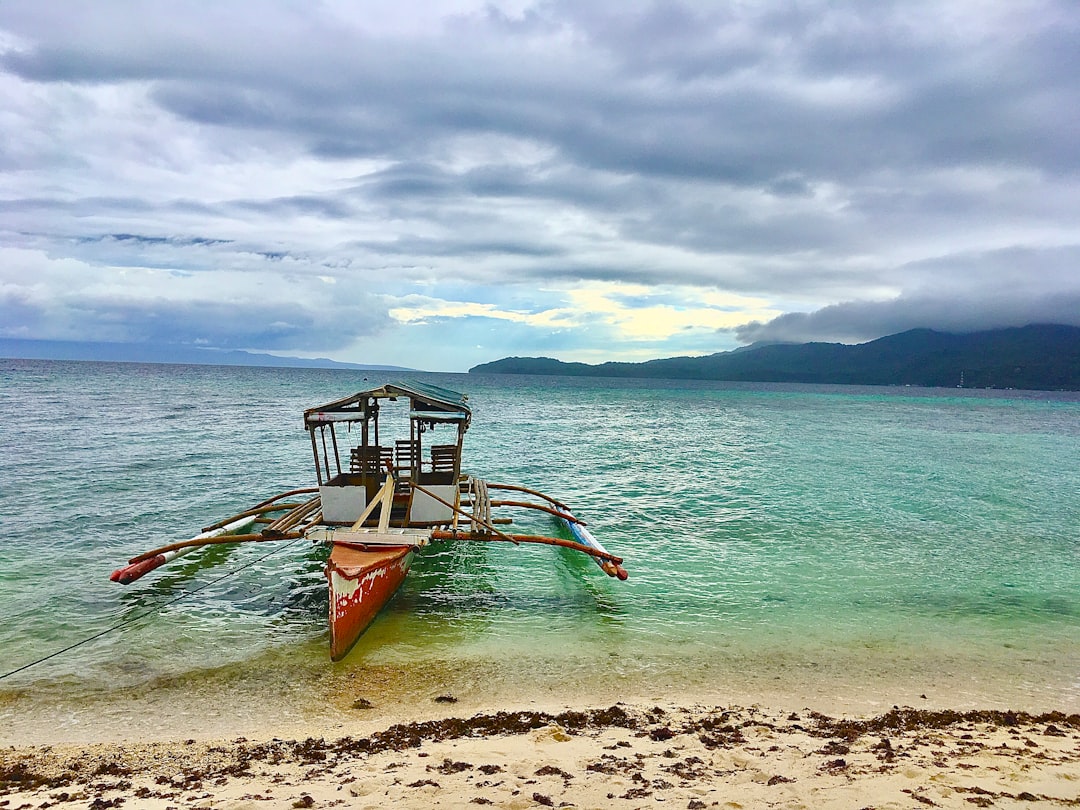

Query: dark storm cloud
left=6, top=4, right=1076, bottom=170
left=736, top=246, right=1080, bottom=343
left=735, top=290, right=1080, bottom=345
left=11, top=1, right=1072, bottom=184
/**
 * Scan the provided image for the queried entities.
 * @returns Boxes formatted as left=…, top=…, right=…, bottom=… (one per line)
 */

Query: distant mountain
left=469, top=324, right=1080, bottom=391
left=0, top=339, right=412, bottom=372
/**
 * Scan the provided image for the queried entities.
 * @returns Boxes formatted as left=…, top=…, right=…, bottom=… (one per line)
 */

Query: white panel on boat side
left=409, top=484, right=456, bottom=522
left=320, top=484, right=367, bottom=523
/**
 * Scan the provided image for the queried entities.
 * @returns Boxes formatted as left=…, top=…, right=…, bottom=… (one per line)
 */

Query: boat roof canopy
left=304, top=381, right=471, bottom=429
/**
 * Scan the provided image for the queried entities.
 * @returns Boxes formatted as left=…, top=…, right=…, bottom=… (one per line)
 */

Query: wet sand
left=2, top=702, right=1078, bottom=809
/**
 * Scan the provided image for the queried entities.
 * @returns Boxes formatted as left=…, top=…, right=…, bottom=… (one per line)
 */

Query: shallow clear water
left=1, top=360, right=1078, bottom=740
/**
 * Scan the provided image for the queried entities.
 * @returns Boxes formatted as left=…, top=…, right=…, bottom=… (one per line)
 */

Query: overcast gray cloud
left=1, top=0, right=1078, bottom=370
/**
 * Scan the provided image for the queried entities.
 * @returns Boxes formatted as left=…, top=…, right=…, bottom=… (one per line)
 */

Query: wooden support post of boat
left=342, top=475, right=395, bottom=531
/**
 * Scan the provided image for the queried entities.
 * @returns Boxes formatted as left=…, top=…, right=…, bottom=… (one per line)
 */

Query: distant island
left=0, top=339, right=412, bottom=372
left=469, top=324, right=1080, bottom=391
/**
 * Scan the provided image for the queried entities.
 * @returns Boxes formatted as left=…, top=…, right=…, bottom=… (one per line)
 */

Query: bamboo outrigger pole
left=198, top=502, right=306, bottom=532
left=110, top=515, right=264, bottom=584
left=123, top=530, right=305, bottom=565
left=262, top=495, right=322, bottom=537
left=488, top=499, right=584, bottom=524
left=201, top=488, right=319, bottom=533
left=116, top=496, right=321, bottom=579
left=429, top=529, right=625, bottom=567
left=486, top=482, right=568, bottom=510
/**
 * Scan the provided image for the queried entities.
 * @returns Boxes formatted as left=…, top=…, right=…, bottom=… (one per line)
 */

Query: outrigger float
left=111, top=382, right=627, bottom=660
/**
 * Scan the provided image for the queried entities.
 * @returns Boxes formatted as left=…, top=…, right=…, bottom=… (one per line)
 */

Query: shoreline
left=4, top=635, right=1075, bottom=747
left=3, top=701, right=1078, bottom=809
left=4, top=661, right=1079, bottom=758
left=4, top=648, right=1079, bottom=748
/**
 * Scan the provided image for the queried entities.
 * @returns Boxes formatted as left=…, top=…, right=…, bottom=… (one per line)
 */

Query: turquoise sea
left=1, top=359, right=1078, bottom=742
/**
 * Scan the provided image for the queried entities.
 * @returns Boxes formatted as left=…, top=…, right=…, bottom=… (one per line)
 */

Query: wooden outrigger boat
left=111, top=382, right=627, bottom=660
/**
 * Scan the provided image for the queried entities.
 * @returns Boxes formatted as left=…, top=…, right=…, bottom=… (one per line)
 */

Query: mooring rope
left=0, top=535, right=307, bottom=682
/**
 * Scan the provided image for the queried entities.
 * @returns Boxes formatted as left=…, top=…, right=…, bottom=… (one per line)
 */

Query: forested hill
left=468, top=324, right=1080, bottom=391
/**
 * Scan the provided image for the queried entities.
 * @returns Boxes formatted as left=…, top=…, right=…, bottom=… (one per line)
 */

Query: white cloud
left=387, top=282, right=781, bottom=352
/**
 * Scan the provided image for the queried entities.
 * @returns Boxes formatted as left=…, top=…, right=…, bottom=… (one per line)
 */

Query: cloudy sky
left=2, top=1, right=1078, bottom=371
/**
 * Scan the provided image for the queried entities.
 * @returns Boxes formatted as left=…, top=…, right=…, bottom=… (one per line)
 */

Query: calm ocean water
left=1, top=359, right=1078, bottom=740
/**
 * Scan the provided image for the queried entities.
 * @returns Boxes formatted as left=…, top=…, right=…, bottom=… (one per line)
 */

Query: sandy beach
left=3, top=702, right=1078, bottom=809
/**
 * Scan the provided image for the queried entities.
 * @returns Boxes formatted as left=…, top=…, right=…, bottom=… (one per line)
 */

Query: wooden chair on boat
left=430, top=444, right=457, bottom=474
left=394, top=440, right=419, bottom=489
left=350, top=445, right=391, bottom=476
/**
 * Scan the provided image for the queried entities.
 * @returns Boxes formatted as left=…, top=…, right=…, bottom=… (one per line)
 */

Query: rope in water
left=0, top=535, right=306, bottom=682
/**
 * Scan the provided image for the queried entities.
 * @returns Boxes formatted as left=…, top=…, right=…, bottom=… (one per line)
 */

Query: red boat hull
left=326, top=543, right=415, bottom=661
